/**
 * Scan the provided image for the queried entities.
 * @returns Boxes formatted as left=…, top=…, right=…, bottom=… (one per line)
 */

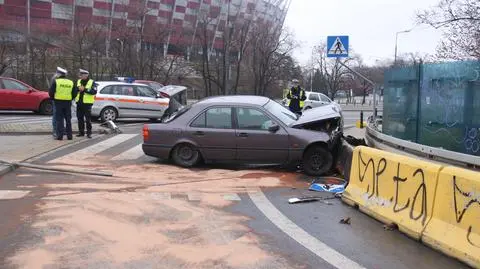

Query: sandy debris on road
left=7, top=167, right=305, bottom=269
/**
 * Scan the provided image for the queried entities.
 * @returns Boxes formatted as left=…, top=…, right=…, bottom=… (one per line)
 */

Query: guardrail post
left=360, top=111, right=364, bottom=128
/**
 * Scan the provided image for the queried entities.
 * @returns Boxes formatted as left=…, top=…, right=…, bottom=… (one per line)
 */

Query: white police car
left=91, top=77, right=170, bottom=122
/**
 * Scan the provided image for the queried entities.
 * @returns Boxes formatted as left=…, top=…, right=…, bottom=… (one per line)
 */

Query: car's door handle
left=237, top=132, right=248, bottom=137
left=193, top=131, right=205, bottom=136
left=139, top=99, right=144, bottom=103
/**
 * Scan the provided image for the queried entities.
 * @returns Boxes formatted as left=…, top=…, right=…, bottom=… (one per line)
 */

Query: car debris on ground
left=288, top=196, right=337, bottom=204
left=309, top=177, right=346, bottom=194
left=339, top=217, right=351, bottom=225
left=383, top=223, right=397, bottom=231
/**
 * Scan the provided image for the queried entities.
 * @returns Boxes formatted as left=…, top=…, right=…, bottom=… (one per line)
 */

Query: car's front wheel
left=100, top=107, right=118, bottom=122
left=303, top=145, right=333, bottom=176
left=171, top=143, right=201, bottom=168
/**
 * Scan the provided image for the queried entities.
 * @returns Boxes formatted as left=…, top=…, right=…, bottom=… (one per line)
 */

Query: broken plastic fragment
left=309, top=183, right=345, bottom=193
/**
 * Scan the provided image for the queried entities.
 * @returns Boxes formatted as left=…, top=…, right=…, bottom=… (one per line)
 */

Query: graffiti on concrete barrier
left=357, top=151, right=386, bottom=199
left=357, top=151, right=428, bottom=225
left=453, top=176, right=480, bottom=248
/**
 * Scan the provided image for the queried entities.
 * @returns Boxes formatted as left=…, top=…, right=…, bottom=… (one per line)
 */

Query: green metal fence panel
left=383, top=60, right=480, bottom=156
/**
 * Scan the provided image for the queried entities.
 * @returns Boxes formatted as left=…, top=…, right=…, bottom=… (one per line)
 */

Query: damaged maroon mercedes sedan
left=142, top=95, right=343, bottom=175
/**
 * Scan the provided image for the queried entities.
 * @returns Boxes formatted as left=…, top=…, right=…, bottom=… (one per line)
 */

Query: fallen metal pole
left=13, top=162, right=113, bottom=177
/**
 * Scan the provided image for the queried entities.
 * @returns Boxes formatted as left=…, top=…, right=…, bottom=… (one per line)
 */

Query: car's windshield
left=263, top=100, right=298, bottom=126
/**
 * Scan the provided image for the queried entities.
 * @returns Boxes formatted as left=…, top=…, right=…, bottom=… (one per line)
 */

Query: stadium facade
left=0, top=0, right=290, bottom=56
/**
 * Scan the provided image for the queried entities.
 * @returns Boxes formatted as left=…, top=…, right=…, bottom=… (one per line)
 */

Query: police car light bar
left=115, top=77, right=135, bottom=83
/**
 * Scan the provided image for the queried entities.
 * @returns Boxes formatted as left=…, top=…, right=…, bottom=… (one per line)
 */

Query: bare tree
left=313, top=42, right=360, bottom=100
left=417, top=0, right=480, bottom=60
left=248, top=22, right=296, bottom=96
left=0, top=37, right=14, bottom=76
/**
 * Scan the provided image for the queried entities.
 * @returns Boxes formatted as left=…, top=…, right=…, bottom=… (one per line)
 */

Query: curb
left=0, top=129, right=112, bottom=136
left=0, top=163, right=17, bottom=177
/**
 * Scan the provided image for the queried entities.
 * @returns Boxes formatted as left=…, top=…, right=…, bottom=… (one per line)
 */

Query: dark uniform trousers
left=77, top=103, right=93, bottom=135
left=55, top=100, right=72, bottom=139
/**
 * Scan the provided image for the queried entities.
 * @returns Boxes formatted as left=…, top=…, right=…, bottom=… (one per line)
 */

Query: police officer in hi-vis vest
left=286, top=79, right=306, bottom=115
left=75, top=69, right=97, bottom=138
left=49, top=67, right=75, bottom=140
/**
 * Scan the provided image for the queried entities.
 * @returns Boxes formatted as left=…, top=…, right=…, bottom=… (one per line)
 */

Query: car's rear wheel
left=100, top=107, right=118, bottom=122
left=303, top=145, right=333, bottom=176
left=171, top=143, right=201, bottom=168
left=39, top=100, right=53, bottom=115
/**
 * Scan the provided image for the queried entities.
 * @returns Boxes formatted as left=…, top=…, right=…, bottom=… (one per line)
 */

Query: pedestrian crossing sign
left=327, top=36, right=349, bottom=58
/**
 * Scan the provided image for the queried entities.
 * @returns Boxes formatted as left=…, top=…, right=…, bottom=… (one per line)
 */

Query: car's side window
left=236, top=107, right=273, bottom=130
left=135, top=86, right=156, bottom=98
left=100, top=86, right=113, bottom=94
left=2, top=79, right=28, bottom=91
left=320, top=94, right=331, bottom=103
left=191, top=107, right=232, bottom=129
left=191, top=112, right=206, bottom=128
left=309, top=93, right=320, bottom=101
left=114, top=86, right=135, bottom=96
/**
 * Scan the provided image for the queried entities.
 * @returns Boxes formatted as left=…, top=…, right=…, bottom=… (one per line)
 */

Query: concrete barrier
left=342, top=146, right=442, bottom=239
left=422, top=166, right=480, bottom=268
left=335, top=140, right=354, bottom=182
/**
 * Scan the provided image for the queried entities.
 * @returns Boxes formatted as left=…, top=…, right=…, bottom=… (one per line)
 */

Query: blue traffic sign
left=327, top=36, right=349, bottom=58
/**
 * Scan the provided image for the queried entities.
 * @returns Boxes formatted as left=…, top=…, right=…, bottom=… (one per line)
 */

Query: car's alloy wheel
left=100, top=107, right=117, bottom=122
left=303, top=146, right=333, bottom=176
left=40, top=100, right=53, bottom=115
left=172, top=143, right=200, bottom=168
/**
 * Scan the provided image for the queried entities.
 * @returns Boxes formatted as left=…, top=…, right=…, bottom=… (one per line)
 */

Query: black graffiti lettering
left=375, top=159, right=387, bottom=198
left=452, top=176, right=480, bottom=248
left=393, top=163, right=410, bottom=213
left=467, top=226, right=480, bottom=248
left=410, top=169, right=428, bottom=225
left=453, top=176, right=479, bottom=223
left=357, top=150, right=387, bottom=198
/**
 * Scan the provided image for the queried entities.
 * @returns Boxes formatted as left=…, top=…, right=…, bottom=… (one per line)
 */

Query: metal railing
left=365, top=117, right=480, bottom=169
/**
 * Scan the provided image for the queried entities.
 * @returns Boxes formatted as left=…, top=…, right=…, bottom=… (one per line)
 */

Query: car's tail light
left=143, top=124, right=149, bottom=141
left=159, top=91, right=170, bottom=98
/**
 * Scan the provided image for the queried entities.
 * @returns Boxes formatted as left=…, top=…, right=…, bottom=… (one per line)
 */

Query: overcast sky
left=284, top=0, right=445, bottom=66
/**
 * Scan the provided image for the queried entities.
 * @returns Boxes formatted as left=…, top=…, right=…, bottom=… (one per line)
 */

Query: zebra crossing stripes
left=111, top=144, right=144, bottom=161
left=48, top=134, right=138, bottom=163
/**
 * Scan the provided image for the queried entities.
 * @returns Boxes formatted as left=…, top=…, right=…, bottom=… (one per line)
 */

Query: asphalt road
left=0, top=125, right=469, bottom=269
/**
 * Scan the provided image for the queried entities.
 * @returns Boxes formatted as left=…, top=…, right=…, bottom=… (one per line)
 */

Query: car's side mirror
left=27, top=89, right=34, bottom=93
left=268, top=123, right=280, bottom=133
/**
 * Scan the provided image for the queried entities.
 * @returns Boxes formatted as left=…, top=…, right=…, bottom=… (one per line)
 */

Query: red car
left=0, top=77, right=53, bottom=115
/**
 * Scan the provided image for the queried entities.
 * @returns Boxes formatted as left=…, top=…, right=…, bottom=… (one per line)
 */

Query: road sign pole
left=337, top=60, right=378, bottom=115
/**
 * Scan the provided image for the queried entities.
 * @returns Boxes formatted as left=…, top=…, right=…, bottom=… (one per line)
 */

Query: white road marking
left=0, top=190, right=30, bottom=200
left=133, top=192, right=171, bottom=201
left=248, top=189, right=366, bottom=269
left=187, top=192, right=202, bottom=201
left=48, top=134, right=137, bottom=162
left=111, top=144, right=144, bottom=161
left=223, top=193, right=241, bottom=201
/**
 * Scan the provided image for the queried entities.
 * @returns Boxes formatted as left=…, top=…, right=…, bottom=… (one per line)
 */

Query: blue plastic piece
left=309, top=183, right=345, bottom=193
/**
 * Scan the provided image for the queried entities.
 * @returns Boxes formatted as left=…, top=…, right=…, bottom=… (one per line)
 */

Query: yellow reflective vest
left=75, top=79, right=95, bottom=104
left=54, top=78, right=74, bottom=101
left=288, top=87, right=305, bottom=108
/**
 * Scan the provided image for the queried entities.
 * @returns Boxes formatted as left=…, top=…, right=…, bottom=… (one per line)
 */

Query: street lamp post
left=394, top=29, right=411, bottom=64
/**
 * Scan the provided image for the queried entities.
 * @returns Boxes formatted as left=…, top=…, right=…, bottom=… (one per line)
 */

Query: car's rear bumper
left=142, top=143, right=171, bottom=159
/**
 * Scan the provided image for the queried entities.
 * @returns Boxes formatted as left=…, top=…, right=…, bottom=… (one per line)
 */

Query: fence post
left=415, top=61, right=423, bottom=143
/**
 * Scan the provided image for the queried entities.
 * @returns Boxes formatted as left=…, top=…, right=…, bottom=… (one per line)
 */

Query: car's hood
left=291, top=104, right=342, bottom=127
left=159, top=85, right=187, bottom=96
